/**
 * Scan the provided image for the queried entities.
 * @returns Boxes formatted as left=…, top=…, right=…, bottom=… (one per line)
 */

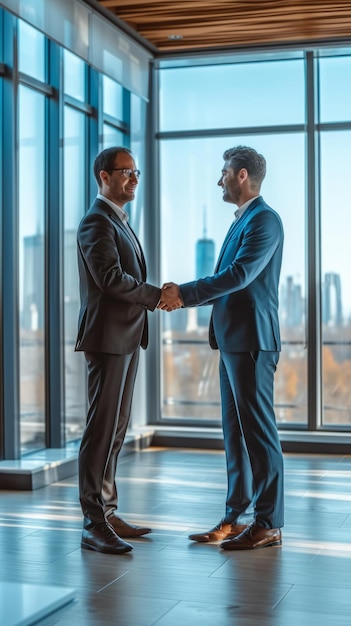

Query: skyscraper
left=22, top=233, right=45, bottom=331
left=281, top=275, right=304, bottom=327
left=323, top=272, right=343, bottom=326
left=195, top=206, right=215, bottom=327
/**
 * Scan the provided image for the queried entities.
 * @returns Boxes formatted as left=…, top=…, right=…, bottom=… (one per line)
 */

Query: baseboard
left=1, top=426, right=350, bottom=490
left=0, top=429, right=154, bottom=490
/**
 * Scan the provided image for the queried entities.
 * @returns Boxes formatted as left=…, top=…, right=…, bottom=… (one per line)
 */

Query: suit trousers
left=79, top=349, right=140, bottom=527
left=220, top=350, right=284, bottom=529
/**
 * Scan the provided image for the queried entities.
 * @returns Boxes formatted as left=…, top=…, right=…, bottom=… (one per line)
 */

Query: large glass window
left=63, top=49, right=86, bottom=101
left=131, top=93, right=147, bottom=236
left=63, top=106, right=87, bottom=442
left=159, top=58, right=305, bottom=131
left=63, top=50, right=88, bottom=443
left=1, top=6, right=147, bottom=462
left=158, top=58, right=306, bottom=426
left=159, top=132, right=306, bottom=424
left=102, top=75, right=125, bottom=148
left=103, top=75, right=123, bottom=118
left=4, top=1, right=351, bottom=464
left=103, top=124, right=125, bottom=149
left=18, top=20, right=45, bottom=81
left=319, top=55, right=351, bottom=123
left=18, top=85, right=46, bottom=453
left=320, top=130, right=351, bottom=426
left=319, top=54, right=351, bottom=428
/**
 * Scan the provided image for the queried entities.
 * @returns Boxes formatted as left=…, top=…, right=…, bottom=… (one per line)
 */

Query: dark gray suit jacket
left=75, top=198, right=161, bottom=355
left=180, top=196, right=284, bottom=352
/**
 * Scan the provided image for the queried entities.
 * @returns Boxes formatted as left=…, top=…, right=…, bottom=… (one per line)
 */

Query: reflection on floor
left=1, top=447, right=351, bottom=625
left=0, top=582, right=74, bottom=626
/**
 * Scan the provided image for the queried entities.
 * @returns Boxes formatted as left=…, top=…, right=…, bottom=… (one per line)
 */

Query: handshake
left=157, top=282, right=184, bottom=312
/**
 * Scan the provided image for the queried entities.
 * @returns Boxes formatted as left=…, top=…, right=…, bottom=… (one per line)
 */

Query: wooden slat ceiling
left=95, top=0, right=351, bottom=54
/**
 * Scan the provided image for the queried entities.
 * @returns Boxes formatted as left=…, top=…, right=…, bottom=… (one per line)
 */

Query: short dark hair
left=223, top=145, right=266, bottom=188
left=93, top=147, right=133, bottom=187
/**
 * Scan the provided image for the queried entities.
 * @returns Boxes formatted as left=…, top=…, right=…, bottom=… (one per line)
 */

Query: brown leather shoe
left=220, top=525, right=282, bottom=550
left=107, top=514, right=152, bottom=538
left=188, top=521, right=249, bottom=542
left=81, top=522, right=133, bottom=554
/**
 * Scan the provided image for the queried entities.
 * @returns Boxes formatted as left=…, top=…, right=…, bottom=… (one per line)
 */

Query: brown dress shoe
left=107, top=514, right=152, bottom=538
left=81, top=522, right=133, bottom=554
left=220, top=525, right=282, bottom=550
left=188, top=521, right=249, bottom=542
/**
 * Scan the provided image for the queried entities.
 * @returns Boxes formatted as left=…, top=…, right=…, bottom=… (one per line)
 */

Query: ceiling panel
left=93, top=0, right=351, bottom=54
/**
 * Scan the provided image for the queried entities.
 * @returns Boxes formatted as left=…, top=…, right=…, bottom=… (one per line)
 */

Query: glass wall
left=18, top=85, right=46, bottom=453
left=18, top=22, right=46, bottom=453
left=156, top=52, right=351, bottom=430
left=159, top=59, right=305, bottom=131
left=159, top=131, right=306, bottom=425
left=63, top=50, right=88, bottom=442
left=18, top=19, right=45, bottom=81
left=3, top=2, right=351, bottom=463
left=0, top=6, right=146, bottom=460
left=319, top=55, right=351, bottom=428
left=102, top=75, right=125, bottom=148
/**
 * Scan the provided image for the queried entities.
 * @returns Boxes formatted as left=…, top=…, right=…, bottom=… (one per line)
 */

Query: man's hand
left=157, top=282, right=184, bottom=311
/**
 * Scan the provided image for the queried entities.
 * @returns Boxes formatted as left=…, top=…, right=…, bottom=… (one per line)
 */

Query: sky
left=157, top=56, right=351, bottom=319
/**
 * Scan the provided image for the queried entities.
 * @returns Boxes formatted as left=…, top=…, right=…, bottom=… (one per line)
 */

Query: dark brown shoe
left=107, top=514, right=152, bottom=538
left=188, top=520, right=249, bottom=542
left=221, top=525, right=282, bottom=550
left=81, top=522, right=133, bottom=554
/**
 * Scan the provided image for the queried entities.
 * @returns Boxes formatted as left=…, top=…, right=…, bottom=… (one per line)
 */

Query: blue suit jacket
left=180, top=196, right=284, bottom=352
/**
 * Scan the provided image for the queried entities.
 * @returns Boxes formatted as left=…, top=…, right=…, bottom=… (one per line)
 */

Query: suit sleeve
left=180, top=211, right=283, bottom=307
left=78, top=212, right=161, bottom=311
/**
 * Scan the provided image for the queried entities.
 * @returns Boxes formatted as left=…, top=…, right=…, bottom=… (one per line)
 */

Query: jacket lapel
left=214, top=197, right=262, bottom=272
left=94, top=199, right=145, bottom=267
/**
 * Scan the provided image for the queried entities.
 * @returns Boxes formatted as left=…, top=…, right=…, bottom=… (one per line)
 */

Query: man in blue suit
left=158, top=146, right=284, bottom=550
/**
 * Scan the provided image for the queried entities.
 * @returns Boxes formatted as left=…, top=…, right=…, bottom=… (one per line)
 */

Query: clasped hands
left=157, top=282, right=184, bottom=312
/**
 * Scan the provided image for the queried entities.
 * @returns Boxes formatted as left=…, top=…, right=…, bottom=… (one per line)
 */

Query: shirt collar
left=97, top=193, right=129, bottom=224
left=234, top=195, right=260, bottom=220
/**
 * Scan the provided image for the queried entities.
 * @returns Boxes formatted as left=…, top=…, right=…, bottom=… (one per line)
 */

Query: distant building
left=64, top=229, right=81, bottom=340
left=323, top=272, right=343, bottom=326
left=281, top=275, right=304, bottom=327
left=195, top=207, right=215, bottom=327
left=21, top=229, right=80, bottom=337
left=22, top=233, right=45, bottom=330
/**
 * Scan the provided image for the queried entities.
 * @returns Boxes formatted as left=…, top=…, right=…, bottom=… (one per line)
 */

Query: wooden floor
left=1, top=447, right=351, bottom=625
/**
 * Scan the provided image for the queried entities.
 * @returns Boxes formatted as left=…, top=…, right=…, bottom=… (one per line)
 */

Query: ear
left=99, top=169, right=109, bottom=186
left=238, top=168, right=248, bottom=183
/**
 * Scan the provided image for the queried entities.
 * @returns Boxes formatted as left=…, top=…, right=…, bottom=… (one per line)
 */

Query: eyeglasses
left=109, top=168, right=141, bottom=179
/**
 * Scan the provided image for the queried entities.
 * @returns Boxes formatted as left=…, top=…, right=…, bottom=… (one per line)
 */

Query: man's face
left=217, top=161, right=242, bottom=206
left=101, top=153, right=139, bottom=207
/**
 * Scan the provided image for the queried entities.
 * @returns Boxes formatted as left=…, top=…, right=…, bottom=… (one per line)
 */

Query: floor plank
left=1, top=448, right=351, bottom=625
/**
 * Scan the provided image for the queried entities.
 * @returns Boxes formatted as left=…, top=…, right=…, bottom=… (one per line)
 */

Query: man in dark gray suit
left=76, top=147, right=161, bottom=554
left=159, top=146, right=284, bottom=550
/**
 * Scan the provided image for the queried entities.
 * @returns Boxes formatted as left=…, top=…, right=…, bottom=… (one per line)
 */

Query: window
left=103, top=124, right=125, bottom=148
left=102, top=75, right=126, bottom=148
left=18, top=85, right=46, bottom=453
left=63, top=106, right=87, bottom=441
left=63, top=49, right=86, bottom=101
left=159, top=59, right=305, bottom=131
left=320, top=130, right=351, bottom=426
left=158, top=57, right=307, bottom=426
left=103, top=75, right=123, bottom=118
left=0, top=5, right=146, bottom=461
left=63, top=49, right=89, bottom=443
left=319, top=55, right=351, bottom=123
left=18, top=20, right=45, bottom=81
left=159, top=133, right=306, bottom=424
